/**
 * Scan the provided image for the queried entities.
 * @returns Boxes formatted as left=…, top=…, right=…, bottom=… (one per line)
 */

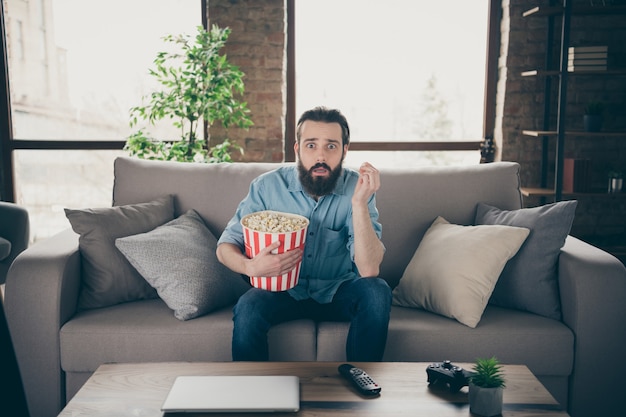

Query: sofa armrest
left=0, top=201, right=30, bottom=284
left=4, top=229, right=81, bottom=417
left=558, top=235, right=626, bottom=417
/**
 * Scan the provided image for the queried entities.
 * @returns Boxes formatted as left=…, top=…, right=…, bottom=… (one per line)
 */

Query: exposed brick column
left=208, top=0, right=286, bottom=162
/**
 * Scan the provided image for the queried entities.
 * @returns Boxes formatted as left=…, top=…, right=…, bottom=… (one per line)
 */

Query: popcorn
left=242, top=211, right=308, bottom=233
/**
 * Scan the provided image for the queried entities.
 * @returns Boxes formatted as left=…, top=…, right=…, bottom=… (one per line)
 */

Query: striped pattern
left=243, top=225, right=307, bottom=291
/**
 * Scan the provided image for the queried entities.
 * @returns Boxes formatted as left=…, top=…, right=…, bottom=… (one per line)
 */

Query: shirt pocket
left=319, top=226, right=349, bottom=258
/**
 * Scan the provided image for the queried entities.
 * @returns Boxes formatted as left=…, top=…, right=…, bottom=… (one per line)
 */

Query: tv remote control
left=338, top=364, right=381, bottom=396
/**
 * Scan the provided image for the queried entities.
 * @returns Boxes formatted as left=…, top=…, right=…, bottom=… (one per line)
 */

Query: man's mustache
left=310, top=163, right=331, bottom=172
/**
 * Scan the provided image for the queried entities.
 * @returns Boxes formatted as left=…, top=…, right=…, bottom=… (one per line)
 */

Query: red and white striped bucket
left=241, top=211, right=309, bottom=291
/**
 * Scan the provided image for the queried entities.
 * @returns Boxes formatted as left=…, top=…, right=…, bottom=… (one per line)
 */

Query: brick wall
left=210, top=0, right=626, bottom=254
left=208, top=0, right=286, bottom=162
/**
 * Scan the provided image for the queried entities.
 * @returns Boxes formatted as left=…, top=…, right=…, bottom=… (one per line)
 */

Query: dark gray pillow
left=474, top=200, right=577, bottom=320
left=115, top=210, right=250, bottom=321
left=65, top=195, right=175, bottom=310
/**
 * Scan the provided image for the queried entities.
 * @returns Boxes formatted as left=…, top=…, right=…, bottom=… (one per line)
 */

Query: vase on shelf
left=609, top=177, right=623, bottom=193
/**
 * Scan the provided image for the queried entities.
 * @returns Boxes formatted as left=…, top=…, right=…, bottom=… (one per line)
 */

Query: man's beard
left=297, top=160, right=343, bottom=198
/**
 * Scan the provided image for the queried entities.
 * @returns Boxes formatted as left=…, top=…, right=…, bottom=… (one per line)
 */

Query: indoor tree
left=125, top=24, right=253, bottom=163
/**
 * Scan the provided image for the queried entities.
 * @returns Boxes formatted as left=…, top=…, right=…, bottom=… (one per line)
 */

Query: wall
left=209, top=0, right=626, bottom=255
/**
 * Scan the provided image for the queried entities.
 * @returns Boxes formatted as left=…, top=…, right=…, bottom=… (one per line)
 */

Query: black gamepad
left=426, top=360, right=475, bottom=392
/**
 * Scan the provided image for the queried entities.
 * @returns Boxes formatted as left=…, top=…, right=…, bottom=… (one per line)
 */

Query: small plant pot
left=583, top=115, right=602, bottom=132
left=609, top=177, right=623, bottom=193
left=469, top=382, right=503, bottom=417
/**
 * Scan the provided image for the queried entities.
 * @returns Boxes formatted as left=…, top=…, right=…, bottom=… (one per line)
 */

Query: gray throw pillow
left=474, top=200, right=578, bottom=320
left=115, top=210, right=250, bottom=321
left=65, top=195, right=175, bottom=310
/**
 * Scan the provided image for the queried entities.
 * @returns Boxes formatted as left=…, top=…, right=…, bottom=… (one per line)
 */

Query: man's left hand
left=353, top=162, right=380, bottom=204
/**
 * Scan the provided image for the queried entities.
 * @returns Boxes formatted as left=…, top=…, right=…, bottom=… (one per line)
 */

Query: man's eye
left=306, top=143, right=315, bottom=149
left=328, top=144, right=337, bottom=150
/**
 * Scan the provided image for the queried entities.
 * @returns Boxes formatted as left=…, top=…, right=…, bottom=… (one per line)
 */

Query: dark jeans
left=232, top=277, right=392, bottom=362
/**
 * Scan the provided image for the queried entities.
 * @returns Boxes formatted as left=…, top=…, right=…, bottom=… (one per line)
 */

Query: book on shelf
left=563, top=158, right=590, bottom=193
left=567, top=52, right=607, bottom=60
left=569, top=57, right=608, bottom=65
left=568, top=52, right=608, bottom=60
left=568, top=64, right=607, bottom=72
left=568, top=45, right=608, bottom=54
left=567, top=58, right=608, bottom=66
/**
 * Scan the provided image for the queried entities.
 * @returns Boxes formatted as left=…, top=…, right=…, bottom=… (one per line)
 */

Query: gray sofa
left=5, top=157, right=626, bottom=417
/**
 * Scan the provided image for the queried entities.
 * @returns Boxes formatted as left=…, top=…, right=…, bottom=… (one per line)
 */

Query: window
left=3, top=0, right=200, bottom=241
left=9, top=0, right=200, bottom=141
left=294, top=0, right=490, bottom=168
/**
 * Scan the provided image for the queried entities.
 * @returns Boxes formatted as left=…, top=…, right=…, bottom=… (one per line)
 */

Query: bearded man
left=217, top=106, right=391, bottom=361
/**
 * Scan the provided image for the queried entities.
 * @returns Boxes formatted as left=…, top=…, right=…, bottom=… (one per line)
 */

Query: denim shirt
left=217, top=165, right=383, bottom=303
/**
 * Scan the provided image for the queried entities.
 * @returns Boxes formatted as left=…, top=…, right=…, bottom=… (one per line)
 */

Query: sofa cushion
left=474, top=200, right=577, bottom=320
left=64, top=195, right=175, bottom=310
left=59, top=299, right=318, bottom=371
left=115, top=210, right=250, bottom=320
left=391, top=216, right=529, bottom=328
left=317, top=305, right=574, bottom=378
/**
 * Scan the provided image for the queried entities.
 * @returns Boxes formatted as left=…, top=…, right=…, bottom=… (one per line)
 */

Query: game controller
left=426, top=360, right=475, bottom=392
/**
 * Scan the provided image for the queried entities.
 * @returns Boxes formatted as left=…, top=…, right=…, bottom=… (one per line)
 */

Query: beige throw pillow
left=392, top=216, right=529, bottom=328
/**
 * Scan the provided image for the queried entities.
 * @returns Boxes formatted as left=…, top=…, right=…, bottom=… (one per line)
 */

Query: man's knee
left=359, top=277, right=391, bottom=300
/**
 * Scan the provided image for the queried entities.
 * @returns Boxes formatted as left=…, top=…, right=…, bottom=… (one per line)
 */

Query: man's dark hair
left=296, top=106, right=350, bottom=146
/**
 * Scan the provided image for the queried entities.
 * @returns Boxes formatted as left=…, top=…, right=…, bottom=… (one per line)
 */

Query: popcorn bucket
left=241, top=211, right=309, bottom=291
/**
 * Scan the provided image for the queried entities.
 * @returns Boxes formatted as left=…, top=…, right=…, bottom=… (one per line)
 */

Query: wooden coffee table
left=58, top=362, right=569, bottom=416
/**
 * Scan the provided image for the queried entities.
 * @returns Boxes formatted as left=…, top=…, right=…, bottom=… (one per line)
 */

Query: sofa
left=0, top=201, right=30, bottom=285
left=5, top=156, right=626, bottom=417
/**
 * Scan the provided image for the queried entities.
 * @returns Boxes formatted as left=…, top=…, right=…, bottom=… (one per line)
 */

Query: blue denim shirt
left=217, top=165, right=383, bottom=303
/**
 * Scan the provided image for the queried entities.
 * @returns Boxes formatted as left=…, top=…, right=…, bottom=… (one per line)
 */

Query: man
left=216, top=106, right=391, bottom=361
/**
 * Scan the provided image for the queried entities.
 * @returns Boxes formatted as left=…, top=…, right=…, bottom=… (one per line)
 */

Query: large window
left=295, top=0, right=489, bottom=168
left=9, top=0, right=200, bottom=141
left=3, top=0, right=200, bottom=240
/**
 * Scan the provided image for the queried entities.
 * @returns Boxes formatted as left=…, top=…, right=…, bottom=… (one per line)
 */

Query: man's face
left=295, top=120, right=348, bottom=198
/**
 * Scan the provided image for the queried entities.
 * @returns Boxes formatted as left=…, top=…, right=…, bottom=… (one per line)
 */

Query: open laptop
left=161, top=375, right=300, bottom=413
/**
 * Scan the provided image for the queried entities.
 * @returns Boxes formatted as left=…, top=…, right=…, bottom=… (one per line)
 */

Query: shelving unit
left=521, top=1, right=626, bottom=200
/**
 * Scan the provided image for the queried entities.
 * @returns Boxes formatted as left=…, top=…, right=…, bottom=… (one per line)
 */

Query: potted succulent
left=469, top=357, right=506, bottom=417
left=583, top=101, right=604, bottom=132
left=125, top=25, right=253, bottom=163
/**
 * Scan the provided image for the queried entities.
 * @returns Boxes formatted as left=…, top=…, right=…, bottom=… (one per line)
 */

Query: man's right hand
left=216, top=241, right=303, bottom=279
left=248, top=241, right=303, bottom=278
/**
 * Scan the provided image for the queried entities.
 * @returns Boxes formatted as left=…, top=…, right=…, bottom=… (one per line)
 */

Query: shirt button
left=307, top=254, right=312, bottom=258
left=309, top=232, right=314, bottom=236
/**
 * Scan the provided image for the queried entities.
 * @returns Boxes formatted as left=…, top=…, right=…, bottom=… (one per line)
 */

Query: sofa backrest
left=113, top=157, right=522, bottom=288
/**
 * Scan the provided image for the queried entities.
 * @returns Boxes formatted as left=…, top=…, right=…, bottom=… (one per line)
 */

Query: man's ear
left=342, top=144, right=349, bottom=160
left=294, top=141, right=299, bottom=157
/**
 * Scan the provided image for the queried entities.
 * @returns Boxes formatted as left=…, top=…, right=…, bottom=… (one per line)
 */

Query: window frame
left=284, top=0, right=501, bottom=161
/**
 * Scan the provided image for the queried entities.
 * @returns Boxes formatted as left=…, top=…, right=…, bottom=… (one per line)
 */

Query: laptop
left=161, top=375, right=300, bottom=413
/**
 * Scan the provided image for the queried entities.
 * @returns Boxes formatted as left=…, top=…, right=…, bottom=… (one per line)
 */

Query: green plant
left=125, top=25, right=252, bottom=163
left=584, top=101, right=604, bottom=116
left=471, top=357, right=506, bottom=388
left=608, top=170, right=623, bottom=179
